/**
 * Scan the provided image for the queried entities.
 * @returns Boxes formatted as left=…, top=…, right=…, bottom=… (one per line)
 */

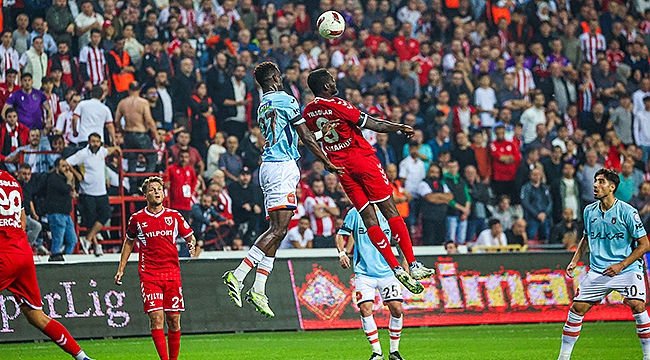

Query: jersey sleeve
left=285, top=96, right=304, bottom=125
left=126, top=215, right=138, bottom=240
left=626, top=208, right=647, bottom=239
left=176, top=211, right=194, bottom=238
left=338, top=210, right=356, bottom=236
left=583, top=206, right=590, bottom=235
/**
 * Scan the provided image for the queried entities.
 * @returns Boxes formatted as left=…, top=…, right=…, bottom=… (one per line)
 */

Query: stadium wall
left=0, top=253, right=646, bottom=342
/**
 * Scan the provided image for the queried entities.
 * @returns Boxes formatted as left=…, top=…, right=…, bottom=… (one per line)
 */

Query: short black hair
left=488, top=218, right=501, bottom=228
left=5, top=108, right=17, bottom=117
left=254, top=61, right=279, bottom=88
left=595, top=168, right=620, bottom=192
left=19, top=163, right=31, bottom=171
left=90, top=85, right=104, bottom=99
left=307, top=68, right=331, bottom=96
left=21, top=72, right=32, bottom=80
left=88, top=133, right=102, bottom=141
left=90, top=28, right=102, bottom=37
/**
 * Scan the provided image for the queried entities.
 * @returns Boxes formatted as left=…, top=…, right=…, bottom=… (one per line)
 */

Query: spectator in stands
left=399, top=141, right=426, bottom=196
left=491, top=125, right=521, bottom=200
left=552, top=162, right=581, bottom=224
left=452, top=132, right=476, bottom=172
left=218, top=135, right=243, bottom=185
left=228, top=166, right=264, bottom=245
left=541, top=145, right=564, bottom=186
left=498, top=72, right=527, bottom=122
left=577, top=150, right=603, bottom=206
left=634, top=96, right=650, bottom=163
left=166, top=149, right=198, bottom=221
left=46, top=157, right=78, bottom=261
left=217, top=64, right=250, bottom=140
left=386, top=163, right=411, bottom=224
left=444, top=240, right=458, bottom=254
left=402, top=130, right=431, bottom=169
left=0, top=108, right=29, bottom=170
left=279, top=216, right=314, bottom=250
left=374, top=132, right=396, bottom=169
left=170, top=130, right=204, bottom=175
left=154, top=71, right=174, bottom=130
left=611, top=93, right=634, bottom=145
left=391, top=62, right=418, bottom=104
left=616, top=159, right=644, bottom=202
left=488, top=195, right=523, bottom=231
left=474, top=74, right=498, bottom=128
left=470, top=131, right=491, bottom=182
left=20, top=36, right=48, bottom=90
left=12, top=14, right=30, bottom=56
left=73, top=86, right=114, bottom=147
left=550, top=208, right=582, bottom=251
left=428, top=124, right=452, bottom=163
left=0, top=32, right=20, bottom=84
left=5, top=128, right=55, bottom=173
left=171, top=58, right=199, bottom=115
left=3, top=73, right=53, bottom=131
left=79, top=29, right=107, bottom=91
left=107, top=36, right=136, bottom=108
left=417, top=163, right=452, bottom=245
left=443, top=159, right=471, bottom=244
left=465, top=165, right=491, bottom=242
left=305, top=179, right=339, bottom=249
left=514, top=148, right=542, bottom=204
left=324, top=173, right=350, bottom=214
left=46, top=0, right=75, bottom=47
left=450, top=93, right=477, bottom=136
left=75, top=0, right=104, bottom=50
left=67, top=133, right=120, bottom=256
left=474, top=219, right=507, bottom=247
left=0, top=69, right=20, bottom=111
left=505, top=218, right=528, bottom=246
left=520, top=93, right=547, bottom=146
left=190, top=192, right=227, bottom=251
left=205, top=132, right=226, bottom=178
left=15, top=163, right=47, bottom=255
left=521, top=168, right=552, bottom=242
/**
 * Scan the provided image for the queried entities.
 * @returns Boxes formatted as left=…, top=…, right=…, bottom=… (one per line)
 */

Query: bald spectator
left=505, top=218, right=528, bottom=246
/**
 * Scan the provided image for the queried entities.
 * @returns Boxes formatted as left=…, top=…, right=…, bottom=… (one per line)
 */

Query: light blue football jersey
left=583, top=199, right=647, bottom=274
left=338, top=208, right=394, bottom=278
left=257, top=91, right=305, bottom=162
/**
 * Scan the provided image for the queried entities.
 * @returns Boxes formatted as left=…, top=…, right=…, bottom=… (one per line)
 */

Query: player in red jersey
left=0, top=168, right=93, bottom=360
left=303, top=69, right=434, bottom=294
left=114, top=176, right=196, bottom=360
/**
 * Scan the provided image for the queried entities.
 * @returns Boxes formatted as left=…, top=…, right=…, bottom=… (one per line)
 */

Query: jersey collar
left=144, top=206, right=166, bottom=217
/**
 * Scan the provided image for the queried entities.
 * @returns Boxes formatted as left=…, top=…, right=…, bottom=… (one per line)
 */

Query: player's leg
left=22, top=306, right=93, bottom=360
left=356, top=275, right=383, bottom=359
left=148, top=310, right=169, bottom=360
left=375, top=199, right=434, bottom=280
left=165, top=312, right=181, bottom=360
left=386, top=301, right=404, bottom=360
left=616, top=272, right=650, bottom=359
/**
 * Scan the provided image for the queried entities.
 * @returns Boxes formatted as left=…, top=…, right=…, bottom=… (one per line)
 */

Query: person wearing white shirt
left=634, top=96, right=650, bottom=163
left=633, top=78, right=650, bottom=114
left=399, top=142, right=426, bottom=195
left=74, top=0, right=104, bottom=50
left=474, top=219, right=507, bottom=247
left=72, top=86, right=115, bottom=147
left=474, top=74, right=498, bottom=128
left=520, top=92, right=547, bottom=144
left=279, top=217, right=314, bottom=250
left=396, top=0, right=421, bottom=31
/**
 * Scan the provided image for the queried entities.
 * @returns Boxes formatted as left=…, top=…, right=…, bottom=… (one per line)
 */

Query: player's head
left=593, top=168, right=620, bottom=200
left=254, top=61, right=283, bottom=92
left=141, top=176, right=165, bottom=206
left=308, top=68, right=338, bottom=98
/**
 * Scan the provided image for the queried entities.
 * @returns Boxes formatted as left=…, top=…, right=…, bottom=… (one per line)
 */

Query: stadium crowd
left=5, top=0, right=650, bottom=259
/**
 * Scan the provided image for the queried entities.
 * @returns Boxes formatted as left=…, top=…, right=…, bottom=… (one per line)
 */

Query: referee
left=67, top=133, right=120, bottom=256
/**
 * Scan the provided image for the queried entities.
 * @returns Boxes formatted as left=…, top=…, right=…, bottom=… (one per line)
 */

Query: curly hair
left=140, top=176, right=164, bottom=194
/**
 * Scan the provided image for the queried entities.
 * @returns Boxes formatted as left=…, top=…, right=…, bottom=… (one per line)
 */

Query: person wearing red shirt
left=365, top=21, right=392, bottom=55
left=115, top=176, right=196, bottom=360
left=166, top=149, right=198, bottom=221
left=0, top=68, right=20, bottom=110
left=490, top=125, right=522, bottom=201
left=410, top=42, right=434, bottom=88
left=393, top=22, right=420, bottom=61
left=303, top=69, right=434, bottom=294
left=451, top=93, right=478, bottom=135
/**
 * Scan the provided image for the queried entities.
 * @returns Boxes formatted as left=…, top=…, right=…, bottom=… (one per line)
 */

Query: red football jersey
left=126, top=207, right=193, bottom=281
left=0, top=170, right=29, bottom=254
left=303, top=97, right=376, bottom=165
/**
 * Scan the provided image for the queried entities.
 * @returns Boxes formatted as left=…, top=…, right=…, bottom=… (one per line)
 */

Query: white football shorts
left=259, top=160, right=300, bottom=216
left=354, top=274, right=403, bottom=305
left=574, top=270, right=646, bottom=303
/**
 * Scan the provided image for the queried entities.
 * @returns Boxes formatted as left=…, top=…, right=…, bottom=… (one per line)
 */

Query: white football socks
left=389, top=315, right=403, bottom=353
left=361, top=315, right=382, bottom=355
left=558, top=311, right=583, bottom=360
left=635, top=311, right=650, bottom=358
left=253, top=256, right=274, bottom=294
left=233, top=246, right=265, bottom=282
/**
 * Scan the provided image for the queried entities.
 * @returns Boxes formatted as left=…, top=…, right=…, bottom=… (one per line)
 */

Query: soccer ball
left=317, top=11, right=346, bottom=40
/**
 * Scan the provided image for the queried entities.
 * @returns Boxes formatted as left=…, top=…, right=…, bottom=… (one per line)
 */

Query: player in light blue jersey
left=336, top=207, right=406, bottom=360
left=558, top=168, right=650, bottom=360
left=223, top=62, right=342, bottom=318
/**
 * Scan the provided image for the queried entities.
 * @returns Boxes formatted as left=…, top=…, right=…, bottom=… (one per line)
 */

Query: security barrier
left=0, top=252, right=646, bottom=342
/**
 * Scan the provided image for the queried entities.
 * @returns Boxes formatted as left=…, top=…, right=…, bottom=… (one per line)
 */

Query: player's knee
left=630, top=300, right=646, bottom=314
left=271, top=226, right=288, bottom=241
left=388, top=303, right=403, bottom=318
left=359, top=306, right=373, bottom=318
left=148, top=311, right=165, bottom=329
left=21, top=307, right=49, bottom=330
left=569, top=302, right=590, bottom=316
left=165, top=314, right=181, bottom=331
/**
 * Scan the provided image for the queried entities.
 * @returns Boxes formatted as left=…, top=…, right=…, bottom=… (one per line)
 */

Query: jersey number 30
left=315, top=117, right=339, bottom=144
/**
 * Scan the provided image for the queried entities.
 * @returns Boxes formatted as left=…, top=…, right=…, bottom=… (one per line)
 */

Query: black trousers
left=421, top=218, right=447, bottom=245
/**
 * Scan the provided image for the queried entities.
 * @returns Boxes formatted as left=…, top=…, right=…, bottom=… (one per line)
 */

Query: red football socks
left=388, top=216, right=416, bottom=264
left=42, top=319, right=82, bottom=356
left=367, top=225, right=400, bottom=268
left=151, top=328, right=169, bottom=360
left=168, top=330, right=181, bottom=360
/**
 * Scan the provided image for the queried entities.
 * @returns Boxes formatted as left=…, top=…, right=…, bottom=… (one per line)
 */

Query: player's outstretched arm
left=294, top=122, right=344, bottom=175
left=604, top=235, right=650, bottom=277
left=566, top=234, right=589, bottom=278
left=361, top=113, right=414, bottom=137
left=115, top=238, right=135, bottom=285
left=335, top=234, right=351, bottom=269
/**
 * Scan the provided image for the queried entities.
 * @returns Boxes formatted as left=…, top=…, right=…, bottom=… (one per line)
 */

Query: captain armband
left=357, top=112, right=369, bottom=128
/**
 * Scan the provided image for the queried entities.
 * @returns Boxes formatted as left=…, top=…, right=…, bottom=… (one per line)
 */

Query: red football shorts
left=140, top=279, right=185, bottom=313
left=0, top=252, right=43, bottom=309
left=338, top=154, right=393, bottom=211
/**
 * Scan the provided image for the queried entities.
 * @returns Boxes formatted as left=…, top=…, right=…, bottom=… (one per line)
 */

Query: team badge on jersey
left=287, top=193, right=296, bottom=204
left=165, top=217, right=173, bottom=226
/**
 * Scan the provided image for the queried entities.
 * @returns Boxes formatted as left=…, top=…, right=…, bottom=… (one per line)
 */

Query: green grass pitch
left=2, top=322, right=641, bottom=359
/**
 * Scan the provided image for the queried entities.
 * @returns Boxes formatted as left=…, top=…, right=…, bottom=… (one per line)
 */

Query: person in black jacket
left=227, top=167, right=264, bottom=245
left=215, top=64, right=250, bottom=140
left=46, top=158, right=79, bottom=261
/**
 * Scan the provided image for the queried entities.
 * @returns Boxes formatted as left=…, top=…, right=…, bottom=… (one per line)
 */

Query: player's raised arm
left=294, top=121, right=344, bottom=175
left=603, top=235, right=650, bottom=277
left=359, top=112, right=414, bottom=138
left=566, top=233, right=589, bottom=278
left=115, top=237, right=135, bottom=285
